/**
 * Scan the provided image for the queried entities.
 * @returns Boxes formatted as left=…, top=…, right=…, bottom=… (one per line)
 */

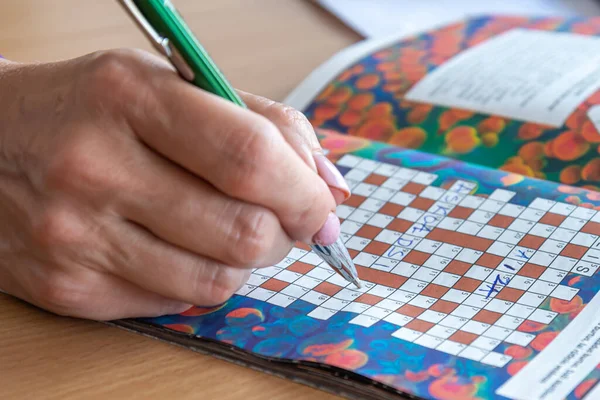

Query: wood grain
left=0, top=1, right=360, bottom=398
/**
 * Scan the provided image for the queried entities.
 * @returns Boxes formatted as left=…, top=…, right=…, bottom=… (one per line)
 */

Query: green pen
left=118, top=0, right=361, bottom=289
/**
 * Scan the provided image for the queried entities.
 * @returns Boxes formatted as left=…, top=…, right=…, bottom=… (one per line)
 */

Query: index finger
left=121, top=56, right=337, bottom=244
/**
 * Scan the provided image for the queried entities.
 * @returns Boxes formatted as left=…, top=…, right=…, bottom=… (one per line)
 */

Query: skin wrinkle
left=0, top=49, right=340, bottom=319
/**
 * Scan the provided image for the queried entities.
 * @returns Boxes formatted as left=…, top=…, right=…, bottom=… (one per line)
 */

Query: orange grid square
left=364, top=173, right=388, bottom=186
left=314, top=282, right=343, bottom=297
left=294, top=242, right=311, bottom=251
left=420, top=284, right=450, bottom=298
left=403, top=251, right=430, bottom=266
left=561, top=244, right=587, bottom=259
left=396, top=304, right=425, bottom=318
left=388, top=218, right=413, bottom=233
left=583, top=221, right=600, bottom=235
left=405, top=319, right=435, bottom=333
left=403, top=182, right=426, bottom=195
left=477, top=253, right=503, bottom=269
left=495, top=287, right=525, bottom=302
left=450, top=331, right=478, bottom=345
left=519, top=234, right=545, bottom=249
left=453, top=277, right=481, bottom=292
left=539, top=213, right=566, bottom=226
left=489, top=215, right=514, bottom=229
left=345, top=195, right=367, bottom=208
left=261, top=279, right=289, bottom=292
left=288, top=262, right=314, bottom=274
left=356, top=225, right=383, bottom=240
left=356, top=293, right=384, bottom=306
left=430, top=300, right=459, bottom=314
left=448, top=206, right=473, bottom=219
left=363, top=241, right=389, bottom=256
left=445, top=260, right=471, bottom=275
left=379, top=203, right=405, bottom=217
left=473, top=309, right=502, bottom=324
left=356, top=266, right=407, bottom=288
left=410, top=197, right=436, bottom=211
left=518, top=264, right=544, bottom=279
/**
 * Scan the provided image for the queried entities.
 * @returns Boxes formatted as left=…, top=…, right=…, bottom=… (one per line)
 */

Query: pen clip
left=118, top=0, right=195, bottom=81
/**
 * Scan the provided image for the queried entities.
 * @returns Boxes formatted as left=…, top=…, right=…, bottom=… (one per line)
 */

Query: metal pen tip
left=352, top=277, right=363, bottom=289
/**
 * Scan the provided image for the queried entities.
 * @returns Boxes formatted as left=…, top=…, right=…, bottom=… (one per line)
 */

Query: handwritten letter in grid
left=236, top=155, right=600, bottom=368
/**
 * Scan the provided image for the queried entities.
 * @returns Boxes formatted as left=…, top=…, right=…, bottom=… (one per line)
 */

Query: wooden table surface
left=0, top=1, right=360, bottom=399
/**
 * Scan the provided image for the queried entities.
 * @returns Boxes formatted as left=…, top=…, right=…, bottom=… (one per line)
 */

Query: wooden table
left=0, top=1, right=360, bottom=398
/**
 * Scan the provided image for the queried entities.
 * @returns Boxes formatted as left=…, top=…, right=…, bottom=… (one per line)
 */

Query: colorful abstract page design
left=129, top=131, right=600, bottom=400
left=301, top=16, right=600, bottom=193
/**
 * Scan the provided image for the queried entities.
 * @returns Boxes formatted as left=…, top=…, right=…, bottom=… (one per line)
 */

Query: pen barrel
left=133, top=0, right=246, bottom=108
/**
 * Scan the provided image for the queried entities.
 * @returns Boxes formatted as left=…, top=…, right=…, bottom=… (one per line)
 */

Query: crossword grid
left=236, top=155, right=600, bottom=368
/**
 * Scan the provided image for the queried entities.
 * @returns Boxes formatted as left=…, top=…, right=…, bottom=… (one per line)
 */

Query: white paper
left=405, top=29, right=600, bottom=127
left=497, top=288, right=600, bottom=400
left=583, top=381, right=600, bottom=399
left=318, top=0, right=600, bottom=38
left=588, top=105, right=600, bottom=133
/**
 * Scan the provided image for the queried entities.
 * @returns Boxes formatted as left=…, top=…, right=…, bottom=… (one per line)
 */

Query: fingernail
left=312, top=212, right=341, bottom=246
left=314, top=153, right=351, bottom=205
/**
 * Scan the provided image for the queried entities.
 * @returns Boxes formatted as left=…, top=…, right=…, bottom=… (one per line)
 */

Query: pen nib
left=310, top=237, right=361, bottom=289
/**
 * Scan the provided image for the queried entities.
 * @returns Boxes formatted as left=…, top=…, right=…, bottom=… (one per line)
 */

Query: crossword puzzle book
left=115, top=16, right=600, bottom=400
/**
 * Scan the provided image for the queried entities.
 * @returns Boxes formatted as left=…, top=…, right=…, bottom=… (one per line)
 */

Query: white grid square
left=471, top=336, right=502, bottom=351
left=549, top=202, right=576, bottom=216
left=392, top=328, right=422, bottom=342
left=368, top=213, right=394, bottom=228
left=499, top=204, right=525, bottom=218
left=437, top=340, right=467, bottom=355
left=432, top=272, right=462, bottom=288
left=529, top=198, right=555, bottom=211
left=480, top=199, right=507, bottom=213
left=426, top=325, right=457, bottom=339
left=460, top=346, right=487, bottom=361
left=451, top=305, right=481, bottom=319
left=400, top=279, right=427, bottom=294
left=483, top=326, right=512, bottom=341
left=409, top=295, right=438, bottom=309
left=414, top=334, right=444, bottom=349
left=461, top=320, right=490, bottom=335
left=419, top=310, right=448, bottom=324
left=349, top=314, right=380, bottom=327
left=529, top=309, right=558, bottom=324
left=384, top=313, right=413, bottom=326
left=551, top=285, right=579, bottom=301
left=571, top=232, right=598, bottom=247
left=481, top=352, right=512, bottom=368
left=382, top=177, right=407, bottom=191
left=456, top=249, right=483, bottom=263
left=488, top=189, right=516, bottom=202
left=236, top=155, right=600, bottom=364
left=441, top=289, right=471, bottom=304
left=439, top=315, right=469, bottom=329
left=505, top=331, right=535, bottom=347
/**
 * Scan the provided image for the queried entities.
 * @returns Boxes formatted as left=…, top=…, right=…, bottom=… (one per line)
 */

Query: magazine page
left=286, top=16, right=600, bottom=191
left=122, top=129, right=600, bottom=400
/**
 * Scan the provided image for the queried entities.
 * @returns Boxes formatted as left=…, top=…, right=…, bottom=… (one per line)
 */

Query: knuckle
left=32, top=205, right=83, bottom=256
left=274, top=104, right=312, bottom=131
left=81, top=49, right=144, bottom=105
left=205, top=268, right=249, bottom=306
left=227, top=206, right=274, bottom=267
left=34, top=271, right=87, bottom=316
left=44, top=135, right=112, bottom=194
left=223, top=117, right=279, bottom=196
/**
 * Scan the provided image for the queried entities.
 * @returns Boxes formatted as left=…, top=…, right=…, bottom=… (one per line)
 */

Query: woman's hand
left=0, top=49, right=350, bottom=320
